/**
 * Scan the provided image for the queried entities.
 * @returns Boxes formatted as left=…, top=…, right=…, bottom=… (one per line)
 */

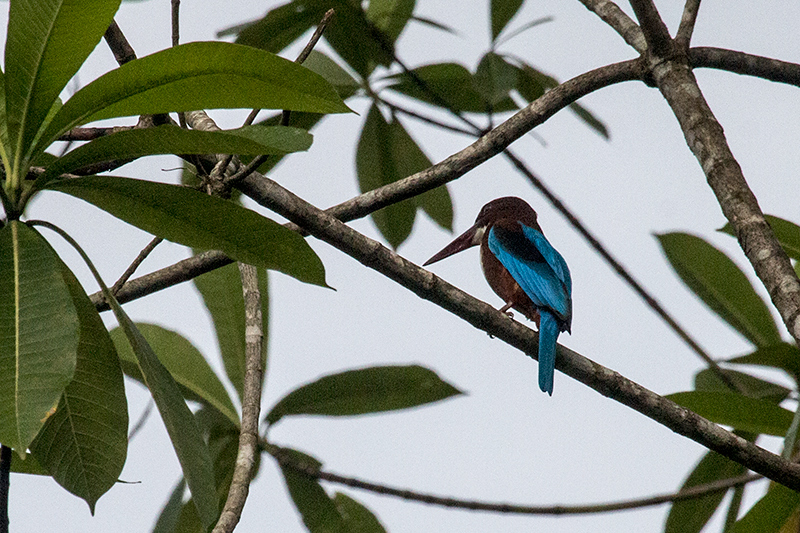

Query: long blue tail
left=538, top=311, right=560, bottom=395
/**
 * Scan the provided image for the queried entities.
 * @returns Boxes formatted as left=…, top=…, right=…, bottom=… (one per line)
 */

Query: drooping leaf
left=694, top=368, right=791, bottom=403
left=334, top=493, right=388, bottom=533
left=494, top=16, right=552, bottom=47
left=357, top=104, right=416, bottom=248
left=0, top=221, right=78, bottom=456
left=38, top=41, right=351, bottom=151
left=106, top=297, right=219, bottom=529
left=30, top=262, right=128, bottom=512
left=665, top=449, right=747, bottom=533
left=42, top=124, right=313, bottom=182
left=110, top=323, right=239, bottom=426
left=667, top=391, right=793, bottom=436
left=5, top=0, right=121, bottom=170
left=732, top=483, right=800, bottom=533
left=266, top=365, right=463, bottom=425
left=277, top=447, right=347, bottom=533
left=388, top=117, right=452, bottom=231
left=366, top=0, right=416, bottom=44
left=720, top=216, right=800, bottom=262
left=728, top=343, right=800, bottom=381
left=568, top=101, right=609, bottom=139
left=473, top=52, right=519, bottom=108
left=45, top=176, right=328, bottom=287
left=302, top=51, right=361, bottom=100
left=409, top=15, right=457, bottom=35
left=491, top=0, right=525, bottom=41
left=193, top=262, right=269, bottom=403
left=321, top=0, right=395, bottom=78
left=656, top=233, right=781, bottom=347
left=226, top=2, right=322, bottom=53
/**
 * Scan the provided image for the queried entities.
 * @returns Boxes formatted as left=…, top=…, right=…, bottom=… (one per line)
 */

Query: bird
left=423, top=197, right=572, bottom=395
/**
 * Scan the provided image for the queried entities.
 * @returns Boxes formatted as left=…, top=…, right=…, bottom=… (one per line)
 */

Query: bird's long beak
left=423, top=224, right=485, bottom=266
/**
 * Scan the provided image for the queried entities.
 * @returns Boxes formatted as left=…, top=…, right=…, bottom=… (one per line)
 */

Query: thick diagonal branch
left=236, top=172, right=800, bottom=491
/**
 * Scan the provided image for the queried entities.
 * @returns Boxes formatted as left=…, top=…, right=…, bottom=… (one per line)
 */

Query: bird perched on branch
left=424, top=197, right=572, bottom=395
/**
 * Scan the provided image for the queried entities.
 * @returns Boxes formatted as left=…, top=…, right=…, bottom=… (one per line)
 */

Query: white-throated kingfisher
left=423, top=197, right=572, bottom=395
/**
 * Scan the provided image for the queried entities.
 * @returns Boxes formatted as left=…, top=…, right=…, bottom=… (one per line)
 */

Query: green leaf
left=728, top=343, right=800, bottom=381
left=720, top=216, right=800, bottom=262
left=385, top=62, right=516, bottom=113
left=45, top=176, right=328, bottom=287
left=266, top=365, right=463, bottom=425
left=656, top=233, right=781, bottom=347
left=302, top=51, right=360, bottom=100
left=30, top=262, right=128, bottom=512
left=514, top=62, right=555, bottom=103
left=388, top=117, right=452, bottom=231
left=473, top=52, right=519, bottom=108
left=277, top=447, right=347, bottom=533
left=357, top=104, right=416, bottom=248
left=732, top=483, right=800, bottom=533
left=106, top=298, right=219, bottom=530
left=491, top=0, right=524, bottom=41
left=9, top=451, right=47, bottom=475
left=321, top=0, right=395, bottom=77
left=110, top=323, right=239, bottom=426
left=226, top=2, right=322, bottom=53
left=334, top=493, right=388, bottom=533
left=38, top=41, right=351, bottom=150
left=494, top=17, right=552, bottom=47
left=667, top=391, right=793, bottom=436
left=665, top=450, right=746, bottom=533
left=42, top=124, right=313, bottom=181
left=409, top=15, right=457, bottom=35
left=5, top=0, right=121, bottom=172
left=367, top=0, right=416, bottom=43
left=152, top=479, right=186, bottom=533
left=194, top=262, right=269, bottom=403
left=694, top=368, right=790, bottom=403
left=0, top=221, right=78, bottom=455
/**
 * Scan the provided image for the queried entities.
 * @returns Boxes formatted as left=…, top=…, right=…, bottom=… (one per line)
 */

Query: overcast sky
left=7, top=1, right=800, bottom=532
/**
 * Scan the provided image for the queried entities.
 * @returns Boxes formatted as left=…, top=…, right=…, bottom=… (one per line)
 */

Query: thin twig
left=128, top=399, right=155, bottom=441
left=58, top=126, right=135, bottom=142
left=111, top=237, right=164, bottom=295
left=212, top=264, right=263, bottom=533
left=691, top=47, right=800, bottom=86
left=675, top=0, right=702, bottom=49
left=0, top=445, right=9, bottom=533
left=273, top=447, right=761, bottom=514
left=171, top=0, right=180, bottom=47
left=103, top=20, right=137, bottom=64
left=233, top=172, right=800, bottom=491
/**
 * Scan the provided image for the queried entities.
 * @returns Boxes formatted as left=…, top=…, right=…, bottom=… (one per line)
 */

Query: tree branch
left=675, top=0, right=702, bottom=48
left=691, top=47, right=800, bottom=86
left=234, top=172, right=800, bottom=491
left=629, top=0, right=674, bottom=58
left=576, top=0, right=647, bottom=53
left=212, top=264, right=263, bottom=533
left=272, top=446, right=761, bottom=514
left=90, top=59, right=643, bottom=308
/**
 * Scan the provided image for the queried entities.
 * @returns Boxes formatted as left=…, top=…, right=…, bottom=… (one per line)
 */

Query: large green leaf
left=38, top=41, right=351, bottom=151
left=110, top=324, right=238, bottom=427
left=366, top=0, right=416, bottom=44
left=694, top=368, right=791, bottom=403
left=491, top=0, right=524, bottom=41
left=667, top=391, right=793, bottom=436
left=0, top=221, right=78, bottom=455
left=720, top=215, right=800, bottom=262
left=42, top=124, right=313, bottom=182
left=728, top=343, right=800, bottom=381
left=732, top=483, right=800, bottom=533
left=357, top=104, right=416, bottom=248
left=665, top=450, right=746, bottom=533
left=30, top=261, right=127, bottom=512
left=334, top=493, right=387, bottom=533
left=277, top=447, right=347, bottom=533
left=656, top=233, right=781, bottom=347
left=4, top=0, right=121, bottom=173
left=106, top=297, right=219, bottom=530
left=193, top=262, right=269, bottom=402
left=266, top=365, right=463, bottom=425
left=152, top=479, right=186, bottom=533
left=45, top=176, right=328, bottom=287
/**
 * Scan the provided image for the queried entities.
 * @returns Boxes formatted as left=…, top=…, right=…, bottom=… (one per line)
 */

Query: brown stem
left=675, top=0, right=702, bottom=48
left=691, top=47, right=800, bottom=86
left=103, top=20, right=137, bottom=65
left=0, top=445, right=9, bottom=533
left=629, top=0, right=674, bottom=58
left=576, top=0, right=646, bottom=53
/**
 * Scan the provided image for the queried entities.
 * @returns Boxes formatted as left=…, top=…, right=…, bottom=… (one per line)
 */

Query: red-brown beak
left=423, top=223, right=485, bottom=266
